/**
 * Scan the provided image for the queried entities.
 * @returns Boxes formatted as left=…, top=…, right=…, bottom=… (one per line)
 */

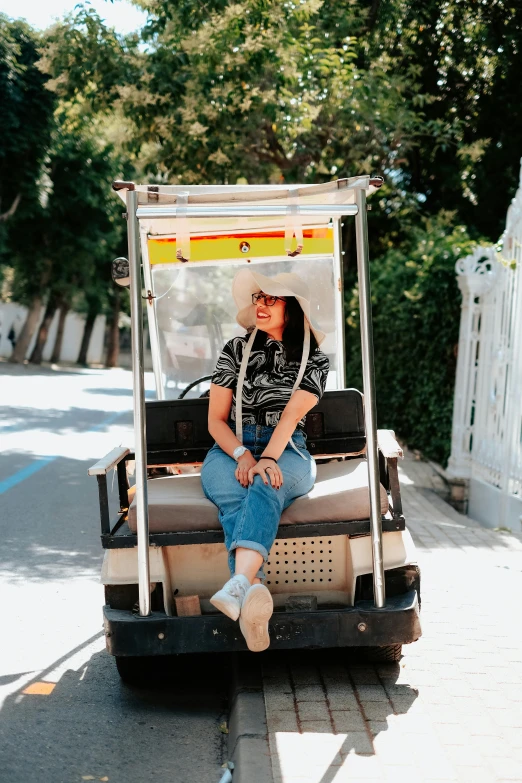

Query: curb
left=228, top=653, right=273, bottom=783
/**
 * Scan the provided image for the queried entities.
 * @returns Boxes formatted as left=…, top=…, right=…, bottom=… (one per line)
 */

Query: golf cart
left=89, top=177, right=421, bottom=682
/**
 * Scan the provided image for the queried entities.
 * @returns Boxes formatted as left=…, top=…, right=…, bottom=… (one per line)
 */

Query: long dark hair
left=252, top=296, right=318, bottom=362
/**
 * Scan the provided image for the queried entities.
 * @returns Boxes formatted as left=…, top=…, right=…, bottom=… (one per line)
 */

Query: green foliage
left=2, top=0, right=521, bottom=442
left=0, top=15, right=55, bottom=251
left=369, top=0, right=522, bottom=240
left=346, top=212, right=477, bottom=465
left=9, top=113, right=126, bottom=316
left=42, top=1, right=422, bottom=188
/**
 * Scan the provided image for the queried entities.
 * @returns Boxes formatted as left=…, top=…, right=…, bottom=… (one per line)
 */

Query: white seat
left=127, top=458, right=389, bottom=533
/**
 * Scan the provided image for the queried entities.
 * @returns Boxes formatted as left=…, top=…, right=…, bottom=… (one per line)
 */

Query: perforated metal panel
left=265, top=536, right=348, bottom=593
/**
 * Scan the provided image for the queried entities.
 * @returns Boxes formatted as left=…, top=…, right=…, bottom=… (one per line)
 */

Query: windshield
left=149, top=256, right=340, bottom=400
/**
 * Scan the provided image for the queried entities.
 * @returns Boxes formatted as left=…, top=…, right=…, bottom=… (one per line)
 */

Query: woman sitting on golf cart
left=201, top=269, right=329, bottom=652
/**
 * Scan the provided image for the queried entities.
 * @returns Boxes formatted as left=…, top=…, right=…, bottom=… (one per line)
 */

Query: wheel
left=115, top=656, right=157, bottom=685
left=358, top=644, right=402, bottom=663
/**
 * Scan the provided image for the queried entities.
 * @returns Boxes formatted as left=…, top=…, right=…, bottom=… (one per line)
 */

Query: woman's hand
left=248, top=459, right=283, bottom=489
left=234, top=450, right=257, bottom=487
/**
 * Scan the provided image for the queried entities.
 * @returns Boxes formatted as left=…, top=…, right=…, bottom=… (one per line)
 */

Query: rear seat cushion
left=127, top=458, right=389, bottom=533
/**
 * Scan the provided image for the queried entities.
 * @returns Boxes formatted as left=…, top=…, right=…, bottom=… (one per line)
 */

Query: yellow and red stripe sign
left=147, top=228, right=333, bottom=265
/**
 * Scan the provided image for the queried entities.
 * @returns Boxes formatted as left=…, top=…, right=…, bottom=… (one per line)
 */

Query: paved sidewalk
left=263, top=452, right=522, bottom=783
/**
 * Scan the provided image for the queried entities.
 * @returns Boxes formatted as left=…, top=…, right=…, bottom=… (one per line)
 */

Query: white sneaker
left=239, top=584, right=273, bottom=652
left=210, top=574, right=250, bottom=621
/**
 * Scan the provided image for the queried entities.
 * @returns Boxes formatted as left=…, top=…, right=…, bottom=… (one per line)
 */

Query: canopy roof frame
left=118, top=176, right=386, bottom=618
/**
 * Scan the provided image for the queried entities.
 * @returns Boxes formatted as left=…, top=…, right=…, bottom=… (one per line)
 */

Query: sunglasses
left=252, top=292, right=286, bottom=307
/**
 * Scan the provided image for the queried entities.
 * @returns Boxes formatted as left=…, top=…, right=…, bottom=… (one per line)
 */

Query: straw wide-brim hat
left=232, top=269, right=326, bottom=346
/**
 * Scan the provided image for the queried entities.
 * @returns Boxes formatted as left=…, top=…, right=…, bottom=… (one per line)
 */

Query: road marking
left=0, top=411, right=128, bottom=495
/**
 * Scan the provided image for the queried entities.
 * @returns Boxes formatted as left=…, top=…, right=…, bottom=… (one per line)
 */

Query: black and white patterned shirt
left=212, top=335, right=329, bottom=429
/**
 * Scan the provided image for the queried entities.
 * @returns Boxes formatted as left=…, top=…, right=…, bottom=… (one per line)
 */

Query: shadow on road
left=0, top=406, right=132, bottom=435
left=0, top=457, right=116, bottom=580
left=0, top=641, right=230, bottom=783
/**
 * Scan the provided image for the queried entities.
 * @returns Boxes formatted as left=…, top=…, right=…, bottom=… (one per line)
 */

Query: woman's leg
left=201, top=447, right=247, bottom=575
left=230, top=446, right=316, bottom=568
left=235, top=548, right=264, bottom=583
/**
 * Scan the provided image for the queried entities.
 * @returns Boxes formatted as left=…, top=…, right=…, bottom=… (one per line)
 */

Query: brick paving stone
left=298, top=720, right=332, bottom=733
left=323, top=690, right=359, bottom=710
left=383, top=766, right=422, bottom=781
left=269, top=710, right=300, bottom=733
left=332, top=753, right=383, bottom=780
left=355, top=684, right=389, bottom=701
left=294, top=684, right=325, bottom=702
left=455, top=768, right=496, bottom=783
left=444, top=744, right=488, bottom=767
left=263, top=453, right=522, bottom=783
left=372, top=731, right=412, bottom=765
left=338, top=731, right=374, bottom=755
left=361, top=700, right=395, bottom=721
left=350, top=667, right=381, bottom=685
left=290, top=666, right=321, bottom=687
left=330, top=709, right=367, bottom=733
left=487, top=757, right=522, bottom=779
left=489, top=707, right=522, bottom=728
left=392, top=713, right=435, bottom=734
left=468, top=734, right=507, bottom=758
left=265, top=691, right=296, bottom=713
left=297, top=701, right=330, bottom=721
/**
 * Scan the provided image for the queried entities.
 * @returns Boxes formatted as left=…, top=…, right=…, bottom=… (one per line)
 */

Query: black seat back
left=145, top=389, right=365, bottom=464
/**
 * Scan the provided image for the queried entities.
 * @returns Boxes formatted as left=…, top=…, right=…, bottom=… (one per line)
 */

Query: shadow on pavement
left=264, top=647, right=418, bottom=783
left=0, top=406, right=132, bottom=435
left=0, top=457, right=116, bottom=580
left=0, top=641, right=230, bottom=783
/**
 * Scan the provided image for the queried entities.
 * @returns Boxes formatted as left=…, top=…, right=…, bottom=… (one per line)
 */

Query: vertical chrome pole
left=354, top=189, right=385, bottom=608
left=332, top=217, right=347, bottom=387
left=140, top=227, right=165, bottom=400
left=126, top=188, right=151, bottom=616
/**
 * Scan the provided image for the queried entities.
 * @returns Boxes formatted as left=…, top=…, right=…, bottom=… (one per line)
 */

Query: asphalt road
left=0, top=361, right=229, bottom=783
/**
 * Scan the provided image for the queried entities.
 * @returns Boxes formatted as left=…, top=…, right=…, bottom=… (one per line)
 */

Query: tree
left=346, top=211, right=477, bottom=465
left=41, top=2, right=422, bottom=186
left=9, top=118, right=125, bottom=363
left=0, top=16, right=54, bottom=246
left=365, top=0, right=522, bottom=241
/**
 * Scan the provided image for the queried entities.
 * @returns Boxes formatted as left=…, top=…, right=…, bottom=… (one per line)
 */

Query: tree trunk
left=10, top=296, right=44, bottom=363
left=105, top=288, right=120, bottom=368
left=77, top=310, right=97, bottom=366
left=50, top=304, right=70, bottom=364
left=30, top=297, right=57, bottom=364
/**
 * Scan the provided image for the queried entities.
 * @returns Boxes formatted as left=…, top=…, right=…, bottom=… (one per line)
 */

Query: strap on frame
left=175, top=192, right=191, bottom=263
left=285, top=188, right=303, bottom=257
left=235, top=317, right=311, bottom=460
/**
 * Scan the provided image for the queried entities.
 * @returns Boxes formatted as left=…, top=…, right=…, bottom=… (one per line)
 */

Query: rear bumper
left=104, top=589, right=421, bottom=656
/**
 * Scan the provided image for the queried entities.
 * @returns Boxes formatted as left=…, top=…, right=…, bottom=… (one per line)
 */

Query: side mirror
left=112, top=257, right=130, bottom=288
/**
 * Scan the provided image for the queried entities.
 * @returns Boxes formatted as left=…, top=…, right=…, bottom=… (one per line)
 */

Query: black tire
left=358, top=644, right=402, bottom=663
left=115, top=656, right=156, bottom=686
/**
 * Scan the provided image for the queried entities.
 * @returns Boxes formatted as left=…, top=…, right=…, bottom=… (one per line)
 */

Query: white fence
left=448, top=161, right=522, bottom=532
left=0, top=302, right=106, bottom=365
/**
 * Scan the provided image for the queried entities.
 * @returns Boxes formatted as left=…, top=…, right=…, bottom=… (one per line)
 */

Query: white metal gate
left=447, top=160, right=522, bottom=532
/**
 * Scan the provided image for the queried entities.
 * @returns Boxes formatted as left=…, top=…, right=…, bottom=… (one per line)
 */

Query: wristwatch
left=233, top=445, right=248, bottom=461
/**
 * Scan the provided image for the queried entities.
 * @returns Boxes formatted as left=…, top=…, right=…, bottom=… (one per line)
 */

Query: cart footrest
left=104, top=589, right=421, bottom=656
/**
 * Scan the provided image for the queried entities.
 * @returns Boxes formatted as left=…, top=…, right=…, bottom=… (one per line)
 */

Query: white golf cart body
left=89, top=177, right=421, bottom=666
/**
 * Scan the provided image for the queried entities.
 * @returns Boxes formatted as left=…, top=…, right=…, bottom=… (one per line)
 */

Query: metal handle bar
left=136, top=205, right=359, bottom=220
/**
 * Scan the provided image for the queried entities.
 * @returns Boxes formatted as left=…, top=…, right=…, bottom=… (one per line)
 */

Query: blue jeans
left=201, top=425, right=316, bottom=578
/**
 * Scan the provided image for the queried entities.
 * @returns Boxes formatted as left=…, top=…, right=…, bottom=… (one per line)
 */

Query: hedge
left=345, top=212, right=477, bottom=466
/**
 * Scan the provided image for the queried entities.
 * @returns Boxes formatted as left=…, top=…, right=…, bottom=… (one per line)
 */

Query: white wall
left=0, top=302, right=106, bottom=364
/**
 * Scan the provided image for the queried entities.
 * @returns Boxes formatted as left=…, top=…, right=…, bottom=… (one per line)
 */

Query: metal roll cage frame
left=119, top=178, right=386, bottom=617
